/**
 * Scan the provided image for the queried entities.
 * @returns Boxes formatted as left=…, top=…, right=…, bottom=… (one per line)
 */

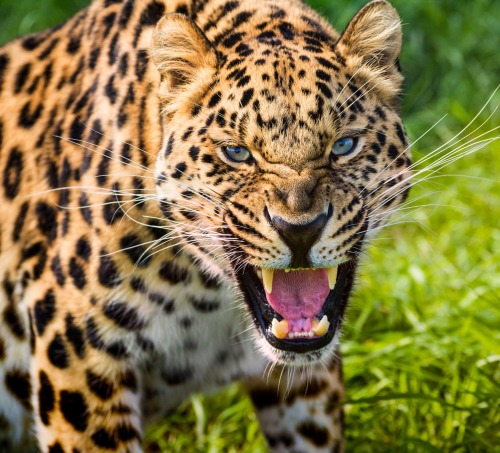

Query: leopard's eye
left=331, top=137, right=358, bottom=157
left=223, top=145, right=252, bottom=163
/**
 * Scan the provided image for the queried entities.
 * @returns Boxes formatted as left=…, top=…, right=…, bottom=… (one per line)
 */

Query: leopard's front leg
left=30, top=298, right=143, bottom=453
left=246, top=357, right=344, bottom=453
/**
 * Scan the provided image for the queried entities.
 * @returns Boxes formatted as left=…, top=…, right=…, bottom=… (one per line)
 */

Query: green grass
left=1, top=0, right=499, bottom=451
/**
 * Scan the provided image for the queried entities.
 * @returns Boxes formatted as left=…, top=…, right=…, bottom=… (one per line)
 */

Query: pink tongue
left=265, top=269, right=330, bottom=321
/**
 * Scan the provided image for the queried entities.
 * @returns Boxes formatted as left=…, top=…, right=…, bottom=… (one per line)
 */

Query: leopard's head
left=151, top=0, right=411, bottom=365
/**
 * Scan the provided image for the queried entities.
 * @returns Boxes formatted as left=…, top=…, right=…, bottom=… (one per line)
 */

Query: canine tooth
left=271, top=318, right=289, bottom=339
left=256, top=269, right=262, bottom=280
left=285, top=268, right=291, bottom=273
left=312, top=315, right=330, bottom=337
left=326, top=267, right=338, bottom=290
left=262, top=268, right=274, bottom=293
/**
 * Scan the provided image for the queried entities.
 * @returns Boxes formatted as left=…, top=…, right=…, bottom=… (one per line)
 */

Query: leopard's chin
left=233, top=260, right=358, bottom=354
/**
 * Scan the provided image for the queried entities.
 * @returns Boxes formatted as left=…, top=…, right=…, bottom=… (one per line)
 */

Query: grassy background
left=1, top=1, right=499, bottom=451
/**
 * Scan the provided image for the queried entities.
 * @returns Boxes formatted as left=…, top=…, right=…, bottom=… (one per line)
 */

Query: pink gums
left=265, top=269, right=330, bottom=321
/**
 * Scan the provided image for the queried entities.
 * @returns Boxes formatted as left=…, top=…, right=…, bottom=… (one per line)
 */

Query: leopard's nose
left=265, top=206, right=332, bottom=268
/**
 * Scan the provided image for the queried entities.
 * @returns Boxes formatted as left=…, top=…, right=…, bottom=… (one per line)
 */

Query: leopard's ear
left=336, top=1, right=403, bottom=99
left=151, top=13, right=219, bottom=115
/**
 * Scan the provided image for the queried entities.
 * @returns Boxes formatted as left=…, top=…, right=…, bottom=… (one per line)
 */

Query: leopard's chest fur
left=109, top=256, right=266, bottom=420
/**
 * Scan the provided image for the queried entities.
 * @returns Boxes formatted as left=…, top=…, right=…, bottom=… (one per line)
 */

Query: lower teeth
left=270, top=315, right=330, bottom=340
left=288, top=331, right=315, bottom=339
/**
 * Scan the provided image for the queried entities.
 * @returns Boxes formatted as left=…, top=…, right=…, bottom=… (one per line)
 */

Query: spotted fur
left=0, top=0, right=411, bottom=451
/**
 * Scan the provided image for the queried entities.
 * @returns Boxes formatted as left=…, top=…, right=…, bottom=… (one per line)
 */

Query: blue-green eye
left=223, top=145, right=252, bottom=163
left=331, top=137, right=358, bottom=156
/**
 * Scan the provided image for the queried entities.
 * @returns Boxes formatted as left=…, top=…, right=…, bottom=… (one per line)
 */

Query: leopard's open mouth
left=234, top=261, right=357, bottom=353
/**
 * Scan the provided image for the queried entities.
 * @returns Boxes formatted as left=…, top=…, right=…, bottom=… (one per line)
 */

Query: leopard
left=0, top=0, right=412, bottom=451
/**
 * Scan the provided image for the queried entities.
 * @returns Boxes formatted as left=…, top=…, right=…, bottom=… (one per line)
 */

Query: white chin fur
left=254, top=330, right=341, bottom=367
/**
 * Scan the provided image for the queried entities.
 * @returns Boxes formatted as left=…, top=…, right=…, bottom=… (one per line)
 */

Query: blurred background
left=1, top=0, right=498, bottom=451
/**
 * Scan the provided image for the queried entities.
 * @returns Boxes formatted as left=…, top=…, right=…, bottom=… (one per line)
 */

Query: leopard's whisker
left=363, top=90, right=499, bottom=199
left=368, top=135, right=498, bottom=213
left=333, top=53, right=381, bottom=106
left=76, top=118, right=158, bottom=160
left=56, top=136, right=154, bottom=175
left=339, top=68, right=385, bottom=111
left=368, top=133, right=498, bottom=209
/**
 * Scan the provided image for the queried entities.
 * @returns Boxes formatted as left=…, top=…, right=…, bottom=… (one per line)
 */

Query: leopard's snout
left=264, top=205, right=333, bottom=268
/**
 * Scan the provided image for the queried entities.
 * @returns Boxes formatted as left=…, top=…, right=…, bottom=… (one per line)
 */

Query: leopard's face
left=153, top=4, right=411, bottom=365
